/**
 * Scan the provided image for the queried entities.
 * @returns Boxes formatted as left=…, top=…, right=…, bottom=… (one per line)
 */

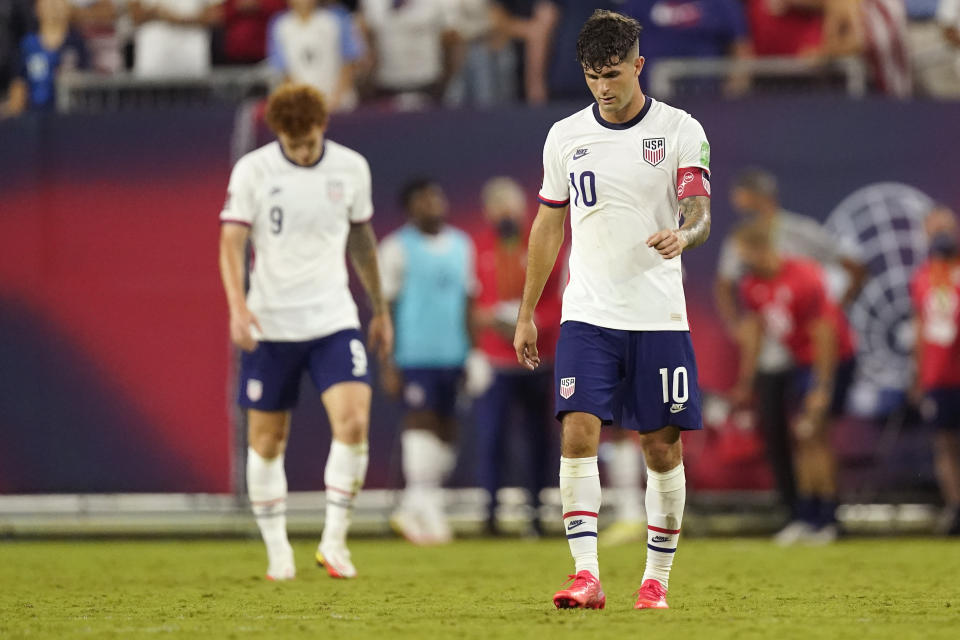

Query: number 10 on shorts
left=659, top=367, right=689, bottom=404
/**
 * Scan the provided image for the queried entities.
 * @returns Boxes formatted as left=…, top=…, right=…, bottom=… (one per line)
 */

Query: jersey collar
left=591, top=96, right=653, bottom=130
left=278, top=141, right=326, bottom=168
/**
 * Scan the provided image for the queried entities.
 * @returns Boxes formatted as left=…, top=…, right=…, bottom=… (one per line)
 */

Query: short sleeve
left=786, top=216, right=840, bottom=265
left=537, top=124, right=569, bottom=208
left=717, top=236, right=743, bottom=281
left=349, top=157, right=374, bottom=223
left=378, top=233, right=406, bottom=302
left=220, top=158, right=256, bottom=226
left=677, top=115, right=710, bottom=172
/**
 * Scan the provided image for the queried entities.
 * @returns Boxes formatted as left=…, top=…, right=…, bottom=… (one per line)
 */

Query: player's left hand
left=367, top=311, right=394, bottom=362
left=646, top=229, right=687, bottom=260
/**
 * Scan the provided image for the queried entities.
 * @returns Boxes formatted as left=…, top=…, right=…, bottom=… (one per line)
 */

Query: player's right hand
left=229, top=307, right=262, bottom=352
left=513, top=318, right=540, bottom=371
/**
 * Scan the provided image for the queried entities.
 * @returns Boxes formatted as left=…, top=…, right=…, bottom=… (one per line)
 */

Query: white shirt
left=939, top=0, right=960, bottom=28
left=361, top=0, right=455, bottom=90
left=268, top=9, right=359, bottom=101
left=220, top=139, right=374, bottom=341
left=134, top=0, right=220, bottom=78
left=538, top=98, right=709, bottom=331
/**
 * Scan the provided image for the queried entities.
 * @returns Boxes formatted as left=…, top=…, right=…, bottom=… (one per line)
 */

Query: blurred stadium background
left=1, top=0, right=959, bottom=541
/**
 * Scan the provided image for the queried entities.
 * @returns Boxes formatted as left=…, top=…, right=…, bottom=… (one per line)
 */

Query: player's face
left=289, top=0, right=317, bottom=14
left=738, top=242, right=778, bottom=277
left=410, top=185, right=448, bottom=234
left=278, top=126, right=325, bottom=166
left=583, top=53, right=644, bottom=115
left=731, top=188, right=772, bottom=218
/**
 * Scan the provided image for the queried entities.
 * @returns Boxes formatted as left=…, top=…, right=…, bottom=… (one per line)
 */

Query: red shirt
left=911, top=259, right=960, bottom=390
left=745, top=0, right=824, bottom=56
left=223, top=0, right=287, bottom=63
left=473, top=226, right=563, bottom=368
left=740, top=258, right=855, bottom=366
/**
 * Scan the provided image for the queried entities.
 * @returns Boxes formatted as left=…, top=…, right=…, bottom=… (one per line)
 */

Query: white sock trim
left=559, top=456, right=599, bottom=478
left=645, top=463, right=685, bottom=493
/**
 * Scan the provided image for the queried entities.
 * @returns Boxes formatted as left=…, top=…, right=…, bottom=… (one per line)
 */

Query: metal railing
left=649, top=55, right=869, bottom=99
left=56, top=66, right=282, bottom=114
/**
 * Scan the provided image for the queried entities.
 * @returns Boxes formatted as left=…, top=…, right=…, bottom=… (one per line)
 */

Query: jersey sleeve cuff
left=538, top=194, right=570, bottom=208
left=220, top=218, right=252, bottom=227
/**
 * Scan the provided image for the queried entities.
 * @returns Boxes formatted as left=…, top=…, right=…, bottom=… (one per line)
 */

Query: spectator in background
left=379, top=178, right=477, bottom=545
left=714, top=168, right=867, bottom=524
left=359, top=0, right=462, bottom=108
left=622, top=0, right=752, bottom=96
left=70, top=0, right=122, bottom=73
left=821, top=0, right=912, bottom=97
left=222, top=0, right=285, bottom=64
left=445, top=0, right=517, bottom=106
left=130, top=0, right=223, bottom=78
left=0, top=0, right=35, bottom=98
left=745, top=0, right=824, bottom=57
left=472, top=177, right=561, bottom=536
left=910, top=205, right=960, bottom=536
left=488, top=0, right=549, bottom=104
left=1, top=0, right=88, bottom=118
left=268, top=0, right=364, bottom=111
left=733, top=219, right=857, bottom=545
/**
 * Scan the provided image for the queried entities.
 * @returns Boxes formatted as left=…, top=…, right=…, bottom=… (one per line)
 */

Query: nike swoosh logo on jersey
left=670, top=403, right=686, bottom=414
left=269, top=186, right=282, bottom=196
left=572, top=148, right=589, bottom=160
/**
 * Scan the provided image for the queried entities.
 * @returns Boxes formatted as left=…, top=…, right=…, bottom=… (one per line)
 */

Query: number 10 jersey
left=538, top=98, right=710, bottom=332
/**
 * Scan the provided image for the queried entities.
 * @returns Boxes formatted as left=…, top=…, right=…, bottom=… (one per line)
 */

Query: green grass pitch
left=2, top=538, right=959, bottom=639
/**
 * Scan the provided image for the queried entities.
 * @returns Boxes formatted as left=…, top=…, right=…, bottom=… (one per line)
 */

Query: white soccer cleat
left=805, top=524, right=839, bottom=546
left=316, top=542, right=357, bottom=579
left=421, top=505, right=453, bottom=546
left=391, top=508, right=432, bottom=545
left=774, top=520, right=814, bottom=546
left=265, top=542, right=295, bottom=581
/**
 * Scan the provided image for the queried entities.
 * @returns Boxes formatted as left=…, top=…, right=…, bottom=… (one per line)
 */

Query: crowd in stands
left=2, top=0, right=960, bottom=117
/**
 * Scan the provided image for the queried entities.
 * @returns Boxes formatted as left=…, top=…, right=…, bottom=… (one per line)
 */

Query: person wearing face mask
left=471, top=177, right=562, bottom=536
left=378, top=178, right=478, bottom=545
left=910, top=205, right=960, bottom=536
left=714, top=167, right=867, bottom=530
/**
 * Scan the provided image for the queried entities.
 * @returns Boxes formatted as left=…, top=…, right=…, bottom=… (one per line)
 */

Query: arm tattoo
left=346, top=222, right=387, bottom=314
left=678, top=196, right=711, bottom=251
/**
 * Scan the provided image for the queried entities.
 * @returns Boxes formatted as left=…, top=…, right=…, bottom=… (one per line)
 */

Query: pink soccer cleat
left=553, top=570, right=606, bottom=610
left=633, top=579, right=669, bottom=609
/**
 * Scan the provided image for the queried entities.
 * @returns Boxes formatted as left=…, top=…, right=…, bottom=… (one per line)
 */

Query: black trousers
left=755, top=370, right=797, bottom=511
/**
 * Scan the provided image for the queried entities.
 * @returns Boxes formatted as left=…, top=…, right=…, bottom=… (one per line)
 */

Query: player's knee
left=332, top=411, right=369, bottom=445
left=641, top=438, right=682, bottom=472
left=249, top=430, right=286, bottom=458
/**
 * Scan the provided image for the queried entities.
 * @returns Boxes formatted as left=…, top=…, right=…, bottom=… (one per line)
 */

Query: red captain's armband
left=677, top=167, right=711, bottom=199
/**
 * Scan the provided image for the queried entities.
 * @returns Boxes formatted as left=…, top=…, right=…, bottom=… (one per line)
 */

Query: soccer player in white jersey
left=513, top=10, right=711, bottom=610
left=219, top=84, right=392, bottom=581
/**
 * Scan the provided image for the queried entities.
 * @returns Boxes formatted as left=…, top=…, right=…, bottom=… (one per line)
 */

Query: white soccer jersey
left=538, top=98, right=710, bottom=331
left=220, top=140, right=374, bottom=341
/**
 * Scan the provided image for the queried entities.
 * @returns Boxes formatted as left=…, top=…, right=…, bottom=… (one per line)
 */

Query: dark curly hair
left=576, top=10, right=642, bottom=73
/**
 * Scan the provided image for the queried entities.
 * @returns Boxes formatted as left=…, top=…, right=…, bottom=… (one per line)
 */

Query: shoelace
left=559, top=573, right=594, bottom=590
left=634, top=582, right=665, bottom=600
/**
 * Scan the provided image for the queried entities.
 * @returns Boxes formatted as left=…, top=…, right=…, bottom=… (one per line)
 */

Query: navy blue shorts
left=553, top=321, right=702, bottom=433
left=792, top=359, right=856, bottom=417
left=922, top=387, right=960, bottom=431
left=238, top=328, right=371, bottom=411
left=401, top=367, right=463, bottom=417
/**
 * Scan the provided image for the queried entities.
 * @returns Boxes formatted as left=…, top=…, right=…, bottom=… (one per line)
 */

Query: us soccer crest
left=327, top=179, right=344, bottom=202
left=560, top=377, right=576, bottom=399
left=643, top=138, right=665, bottom=166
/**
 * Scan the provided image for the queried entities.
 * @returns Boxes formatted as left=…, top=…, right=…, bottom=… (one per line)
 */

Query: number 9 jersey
left=538, top=98, right=710, bottom=332
left=220, top=140, right=374, bottom=341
